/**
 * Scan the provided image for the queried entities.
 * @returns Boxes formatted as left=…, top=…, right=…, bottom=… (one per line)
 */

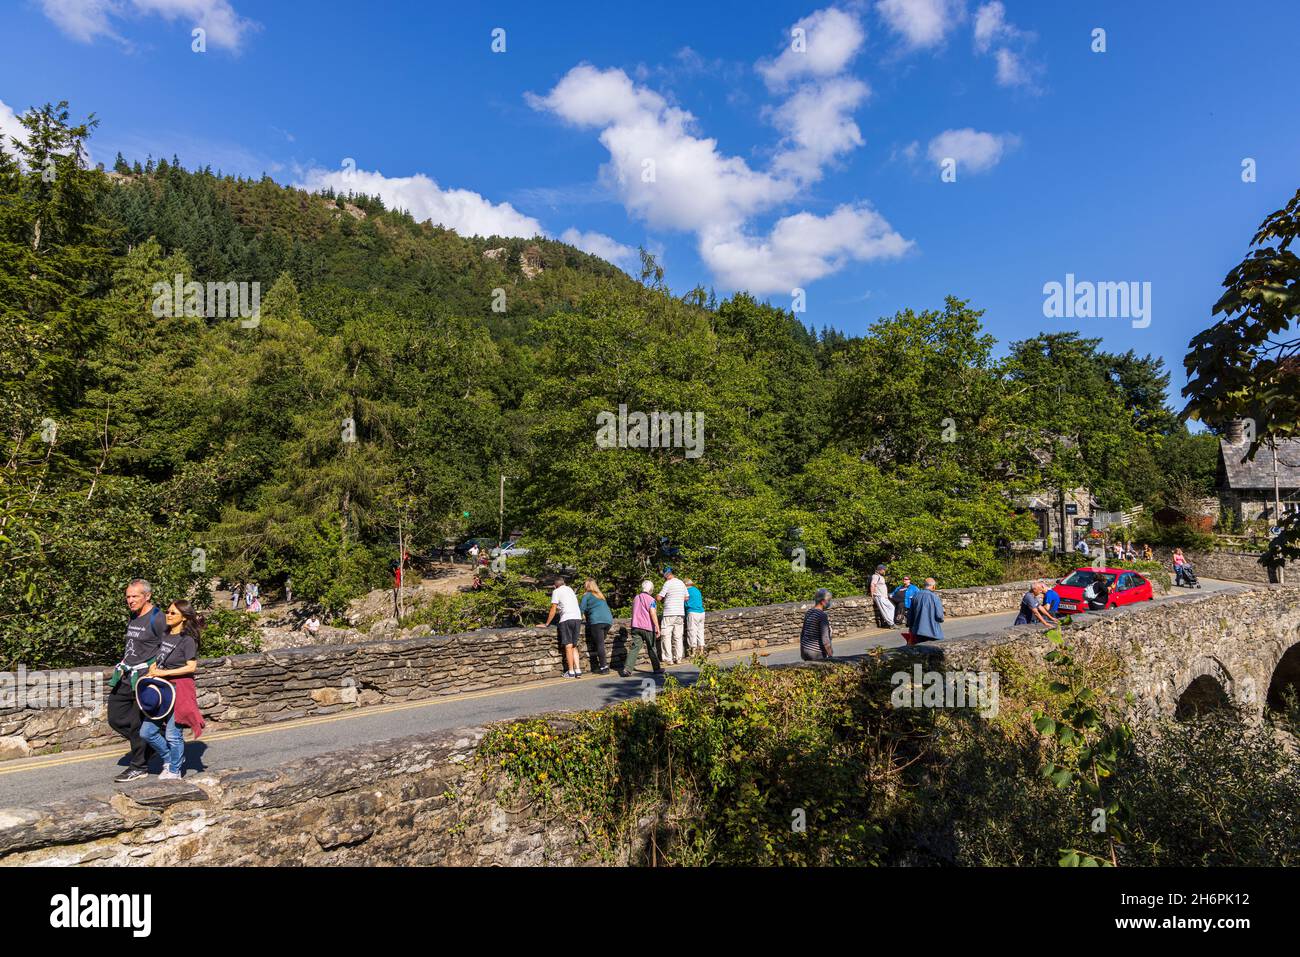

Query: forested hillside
left=1, top=102, right=1217, bottom=667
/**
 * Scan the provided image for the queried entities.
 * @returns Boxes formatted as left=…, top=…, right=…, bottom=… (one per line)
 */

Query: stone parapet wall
left=0, top=581, right=1037, bottom=762
left=0, top=726, right=591, bottom=866
left=1159, top=548, right=1276, bottom=584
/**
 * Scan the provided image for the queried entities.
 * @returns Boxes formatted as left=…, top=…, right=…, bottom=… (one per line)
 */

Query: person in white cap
left=657, top=567, right=689, bottom=665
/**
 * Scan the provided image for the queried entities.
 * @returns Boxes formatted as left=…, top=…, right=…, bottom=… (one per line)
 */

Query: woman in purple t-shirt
left=621, top=580, right=663, bottom=677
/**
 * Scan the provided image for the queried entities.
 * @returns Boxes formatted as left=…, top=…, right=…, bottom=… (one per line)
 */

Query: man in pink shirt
left=622, top=580, right=663, bottom=677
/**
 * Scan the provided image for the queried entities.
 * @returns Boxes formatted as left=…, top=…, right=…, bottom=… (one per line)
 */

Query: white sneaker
left=158, top=768, right=182, bottom=781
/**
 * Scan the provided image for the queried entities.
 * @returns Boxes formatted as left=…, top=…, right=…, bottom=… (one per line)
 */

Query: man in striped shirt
left=800, top=588, right=834, bottom=661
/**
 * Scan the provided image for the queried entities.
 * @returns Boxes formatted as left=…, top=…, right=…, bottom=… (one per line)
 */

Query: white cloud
left=758, top=7, right=871, bottom=185
left=893, top=140, right=921, bottom=163
left=560, top=228, right=635, bottom=268
left=297, top=166, right=543, bottom=239
left=875, top=0, right=964, bottom=50
left=40, top=0, right=123, bottom=43
left=702, top=205, right=912, bottom=294
left=972, top=2, right=1039, bottom=89
left=0, top=99, right=28, bottom=153
left=994, top=48, right=1028, bottom=87
left=528, top=64, right=795, bottom=234
left=40, top=0, right=255, bottom=51
left=973, top=1, right=1018, bottom=53
left=769, top=77, right=871, bottom=182
left=757, top=7, right=868, bottom=90
left=926, top=128, right=1018, bottom=174
left=530, top=63, right=911, bottom=293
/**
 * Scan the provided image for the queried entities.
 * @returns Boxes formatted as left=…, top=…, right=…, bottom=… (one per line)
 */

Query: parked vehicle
left=1053, top=567, right=1154, bottom=613
left=492, top=539, right=530, bottom=558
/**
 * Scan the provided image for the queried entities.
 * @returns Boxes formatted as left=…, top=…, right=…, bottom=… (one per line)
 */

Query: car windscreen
left=1060, top=571, right=1116, bottom=588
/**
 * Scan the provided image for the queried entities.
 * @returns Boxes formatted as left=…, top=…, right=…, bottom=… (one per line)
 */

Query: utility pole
left=1058, top=488, right=1067, bottom=556
left=499, top=473, right=505, bottom=547
left=395, top=514, right=405, bottom=621
left=1272, top=440, right=1286, bottom=585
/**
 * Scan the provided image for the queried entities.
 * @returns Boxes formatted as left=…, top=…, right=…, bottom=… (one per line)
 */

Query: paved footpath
left=0, top=579, right=1236, bottom=807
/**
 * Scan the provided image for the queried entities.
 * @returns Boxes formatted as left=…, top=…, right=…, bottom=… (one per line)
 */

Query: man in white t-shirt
left=538, top=576, right=585, bottom=677
left=657, top=567, right=689, bottom=665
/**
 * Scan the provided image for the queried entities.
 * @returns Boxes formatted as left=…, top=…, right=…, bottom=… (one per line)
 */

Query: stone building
left=1217, top=421, right=1300, bottom=525
left=1012, top=487, right=1095, bottom=552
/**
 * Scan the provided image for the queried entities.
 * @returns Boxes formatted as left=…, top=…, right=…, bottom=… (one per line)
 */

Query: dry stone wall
left=0, top=726, right=594, bottom=866
left=1150, top=547, right=1276, bottom=584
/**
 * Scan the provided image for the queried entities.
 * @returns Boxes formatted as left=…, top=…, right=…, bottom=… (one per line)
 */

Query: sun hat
left=135, top=676, right=176, bottom=721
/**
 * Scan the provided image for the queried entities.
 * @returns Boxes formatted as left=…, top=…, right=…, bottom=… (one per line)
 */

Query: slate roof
left=1219, top=438, right=1300, bottom=490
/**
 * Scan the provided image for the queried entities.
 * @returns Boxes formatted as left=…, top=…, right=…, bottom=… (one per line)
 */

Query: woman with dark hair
left=141, top=599, right=206, bottom=779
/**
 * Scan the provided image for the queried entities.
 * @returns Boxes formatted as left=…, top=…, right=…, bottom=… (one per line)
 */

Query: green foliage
left=1031, top=623, right=1135, bottom=866
left=1119, top=712, right=1300, bottom=865
left=1125, top=559, right=1171, bottom=593
left=1130, top=512, right=1218, bottom=551
left=1183, top=187, right=1300, bottom=569
left=398, top=573, right=550, bottom=632
left=200, top=609, right=263, bottom=657
left=480, top=659, right=916, bottom=864
left=480, top=648, right=1300, bottom=866
left=0, top=476, right=208, bottom=669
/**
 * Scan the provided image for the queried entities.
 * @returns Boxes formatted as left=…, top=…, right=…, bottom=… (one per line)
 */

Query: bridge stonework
left=937, top=584, right=1300, bottom=722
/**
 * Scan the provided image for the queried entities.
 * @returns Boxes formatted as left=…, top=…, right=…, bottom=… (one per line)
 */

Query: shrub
left=200, top=609, right=263, bottom=657
left=398, top=572, right=550, bottom=632
left=477, top=636, right=1300, bottom=866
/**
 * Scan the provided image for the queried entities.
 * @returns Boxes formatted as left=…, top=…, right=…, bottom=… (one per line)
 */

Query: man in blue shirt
left=1042, top=581, right=1063, bottom=620
left=890, top=576, right=919, bottom=626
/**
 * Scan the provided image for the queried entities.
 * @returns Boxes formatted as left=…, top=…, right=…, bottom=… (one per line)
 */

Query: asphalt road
left=0, top=579, right=1237, bottom=808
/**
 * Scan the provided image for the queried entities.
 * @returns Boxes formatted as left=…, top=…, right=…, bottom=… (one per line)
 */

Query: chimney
left=1225, top=418, right=1245, bottom=443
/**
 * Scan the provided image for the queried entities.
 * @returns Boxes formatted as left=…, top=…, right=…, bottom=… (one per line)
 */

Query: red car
left=1052, top=568, right=1154, bottom=614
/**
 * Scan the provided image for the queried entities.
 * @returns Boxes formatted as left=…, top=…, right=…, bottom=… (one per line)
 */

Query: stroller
left=1174, top=564, right=1202, bottom=588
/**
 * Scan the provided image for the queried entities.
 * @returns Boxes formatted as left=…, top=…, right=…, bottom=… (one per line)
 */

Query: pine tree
left=0, top=101, right=111, bottom=455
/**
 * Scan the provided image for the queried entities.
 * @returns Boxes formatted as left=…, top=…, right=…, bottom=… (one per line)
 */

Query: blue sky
left=3, top=0, right=1299, bottom=406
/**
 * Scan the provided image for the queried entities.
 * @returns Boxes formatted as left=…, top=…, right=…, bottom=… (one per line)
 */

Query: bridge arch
left=1175, top=674, right=1233, bottom=720
left=1172, top=656, right=1238, bottom=721
left=1266, top=642, right=1300, bottom=714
